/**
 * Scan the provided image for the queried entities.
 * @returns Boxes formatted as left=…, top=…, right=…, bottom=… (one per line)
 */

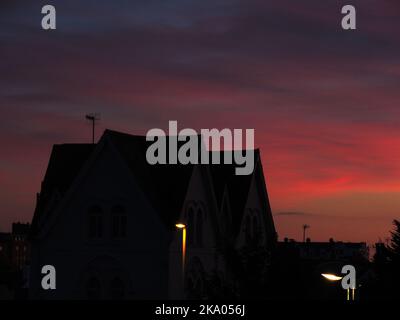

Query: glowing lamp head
left=321, top=273, right=343, bottom=281
left=175, top=223, right=186, bottom=229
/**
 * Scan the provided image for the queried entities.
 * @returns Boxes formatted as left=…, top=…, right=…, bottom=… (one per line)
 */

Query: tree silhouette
left=370, top=219, right=400, bottom=299
left=388, top=220, right=400, bottom=263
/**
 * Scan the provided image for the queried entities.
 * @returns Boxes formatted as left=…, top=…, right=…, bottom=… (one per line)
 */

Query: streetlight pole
left=175, top=223, right=186, bottom=296
left=345, top=288, right=356, bottom=301
left=321, top=273, right=355, bottom=301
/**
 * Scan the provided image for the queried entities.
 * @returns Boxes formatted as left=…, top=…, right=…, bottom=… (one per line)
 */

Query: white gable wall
left=235, top=170, right=269, bottom=250
left=169, top=165, right=223, bottom=298
left=30, top=140, right=170, bottom=299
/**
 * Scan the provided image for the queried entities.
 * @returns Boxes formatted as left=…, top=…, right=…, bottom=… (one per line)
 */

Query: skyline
left=1, top=0, right=400, bottom=244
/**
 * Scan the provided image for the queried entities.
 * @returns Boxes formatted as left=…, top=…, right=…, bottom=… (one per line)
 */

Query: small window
left=88, top=206, right=103, bottom=239
left=111, top=205, right=127, bottom=238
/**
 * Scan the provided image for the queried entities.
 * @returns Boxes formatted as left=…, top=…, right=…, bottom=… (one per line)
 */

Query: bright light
left=175, top=222, right=187, bottom=282
left=321, top=273, right=343, bottom=281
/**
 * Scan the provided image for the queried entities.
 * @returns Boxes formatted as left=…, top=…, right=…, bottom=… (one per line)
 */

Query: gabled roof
left=41, top=144, right=96, bottom=194
left=208, top=151, right=260, bottom=235
left=106, top=130, right=194, bottom=230
left=31, top=144, right=95, bottom=236
left=31, top=129, right=272, bottom=239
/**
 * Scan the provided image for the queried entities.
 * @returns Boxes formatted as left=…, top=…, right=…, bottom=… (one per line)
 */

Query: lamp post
left=321, top=273, right=354, bottom=301
left=321, top=273, right=343, bottom=281
left=175, top=223, right=186, bottom=294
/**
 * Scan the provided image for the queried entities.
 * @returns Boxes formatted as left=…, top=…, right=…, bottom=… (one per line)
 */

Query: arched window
left=86, top=277, right=102, bottom=300
left=244, top=210, right=263, bottom=246
left=109, top=277, right=125, bottom=300
left=187, top=207, right=195, bottom=246
left=111, top=205, right=127, bottom=238
left=186, top=205, right=206, bottom=247
left=88, top=206, right=103, bottom=239
left=245, top=215, right=252, bottom=243
left=196, top=208, right=203, bottom=246
left=253, top=215, right=260, bottom=245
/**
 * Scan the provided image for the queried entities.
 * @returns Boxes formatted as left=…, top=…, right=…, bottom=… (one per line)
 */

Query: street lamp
left=175, top=223, right=187, bottom=287
left=321, top=273, right=343, bottom=281
left=321, top=273, right=354, bottom=301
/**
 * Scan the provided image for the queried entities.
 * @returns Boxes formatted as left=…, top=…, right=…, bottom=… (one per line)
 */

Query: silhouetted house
left=0, top=223, right=31, bottom=270
left=303, top=240, right=368, bottom=261
left=0, top=223, right=31, bottom=299
left=0, top=233, right=10, bottom=262
left=29, top=130, right=276, bottom=299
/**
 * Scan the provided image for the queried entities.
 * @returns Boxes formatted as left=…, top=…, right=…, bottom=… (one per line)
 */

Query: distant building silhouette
left=278, top=238, right=368, bottom=261
left=0, top=222, right=31, bottom=270
left=0, top=222, right=31, bottom=300
left=29, top=129, right=276, bottom=299
left=272, top=238, right=370, bottom=299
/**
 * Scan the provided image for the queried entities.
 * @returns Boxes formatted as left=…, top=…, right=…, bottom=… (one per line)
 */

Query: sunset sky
left=1, top=0, right=400, bottom=244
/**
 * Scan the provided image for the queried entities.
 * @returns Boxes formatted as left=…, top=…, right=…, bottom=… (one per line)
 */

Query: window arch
left=187, top=207, right=195, bottom=246
left=111, top=205, right=127, bottom=238
left=196, top=208, right=203, bottom=246
left=185, top=203, right=206, bottom=248
left=253, top=215, right=261, bottom=245
left=245, top=215, right=252, bottom=243
left=88, top=205, right=103, bottom=239
left=244, top=210, right=263, bottom=246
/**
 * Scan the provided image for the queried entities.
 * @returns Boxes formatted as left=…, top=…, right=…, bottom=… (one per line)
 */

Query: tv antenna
left=302, top=224, right=310, bottom=243
left=85, top=113, right=101, bottom=144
